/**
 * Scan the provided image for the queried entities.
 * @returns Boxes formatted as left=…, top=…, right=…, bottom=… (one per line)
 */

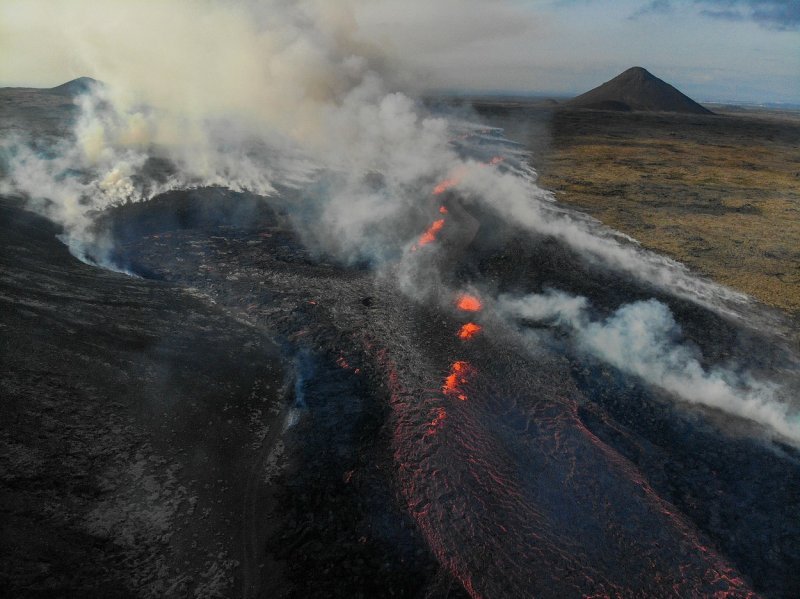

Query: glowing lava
left=426, top=407, right=448, bottom=436
left=458, top=323, right=482, bottom=340
left=415, top=218, right=446, bottom=249
left=443, top=361, right=475, bottom=401
left=433, top=178, right=459, bottom=195
left=439, top=205, right=449, bottom=214
left=432, top=157, right=501, bottom=196
left=456, top=294, right=483, bottom=312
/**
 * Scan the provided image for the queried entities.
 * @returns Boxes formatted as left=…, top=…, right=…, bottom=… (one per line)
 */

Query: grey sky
left=1, top=0, right=798, bottom=104
left=359, top=0, right=800, bottom=103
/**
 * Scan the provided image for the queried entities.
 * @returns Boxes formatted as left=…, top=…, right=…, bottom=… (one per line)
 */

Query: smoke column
left=1, top=0, right=797, bottom=448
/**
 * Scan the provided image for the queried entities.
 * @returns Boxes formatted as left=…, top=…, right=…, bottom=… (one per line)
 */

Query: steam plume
left=0, top=0, right=757, bottom=310
left=1, top=0, right=795, bottom=443
left=499, top=291, right=800, bottom=445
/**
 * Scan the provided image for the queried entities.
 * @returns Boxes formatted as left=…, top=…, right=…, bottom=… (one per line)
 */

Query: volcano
left=565, top=66, right=714, bottom=114
left=2, top=80, right=799, bottom=599
left=48, top=76, right=98, bottom=96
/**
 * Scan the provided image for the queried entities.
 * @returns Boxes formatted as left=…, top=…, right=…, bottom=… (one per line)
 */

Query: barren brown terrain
left=476, top=102, right=800, bottom=317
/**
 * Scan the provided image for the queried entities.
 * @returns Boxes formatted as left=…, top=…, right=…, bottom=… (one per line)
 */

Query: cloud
left=747, top=0, right=800, bottom=29
left=631, top=0, right=674, bottom=18
left=632, top=0, right=800, bottom=30
left=698, top=8, right=747, bottom=21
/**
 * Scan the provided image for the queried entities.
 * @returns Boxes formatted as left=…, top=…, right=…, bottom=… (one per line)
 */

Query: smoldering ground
left=498, top=290, right=800, bottom=444
left=2, top=1, right=800, bottom=597
left=1, top=0, right=797, bottom=451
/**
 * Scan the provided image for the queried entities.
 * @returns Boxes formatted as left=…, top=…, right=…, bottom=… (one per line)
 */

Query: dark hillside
left=565, top=66, right=713, bottom=114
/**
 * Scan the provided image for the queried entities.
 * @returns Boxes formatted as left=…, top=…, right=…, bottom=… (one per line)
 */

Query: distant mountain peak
left=49, top=77, right=98, bottom=97
left=565, top=67, right=713, bottom=115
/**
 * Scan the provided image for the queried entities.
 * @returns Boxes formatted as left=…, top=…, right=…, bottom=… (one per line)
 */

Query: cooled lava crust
left=78, top=188, right=800, bottom=598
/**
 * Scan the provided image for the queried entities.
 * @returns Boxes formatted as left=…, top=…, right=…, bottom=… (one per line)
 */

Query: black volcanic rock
left=5, top=82, right=800, bottom=599
left=565, top=66, right=713, bottom=114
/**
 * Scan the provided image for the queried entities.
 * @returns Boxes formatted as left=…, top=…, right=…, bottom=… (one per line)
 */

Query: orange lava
left=432, top=159, right=500, bottom=196
left=433, top=178, right=459, bottom=195
left=439, top=205, right=448, bottom=214
left=458, top=322, right=482, bottom=340
left=416, top=218, right=445, bottom=247
left=426, top=407, right=448, bottom=436
left=442, top=361, right=475, bottom=401
left=456, top=293, right=483, bottom=312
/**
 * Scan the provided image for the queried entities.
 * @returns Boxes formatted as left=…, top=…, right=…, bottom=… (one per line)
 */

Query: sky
left=1, top=0, right=798, bottom=104
left=359, top=0, right=800, bottom=103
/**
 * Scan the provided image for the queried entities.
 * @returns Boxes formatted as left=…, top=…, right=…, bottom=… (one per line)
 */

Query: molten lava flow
left=426, top=407, right=448, bottom=436
left=433, top=158, right=500, bottom=196
left=456, top=293, right=483, bottom=312
left=458, top=323, right=482, bottom=340
left=433, top=178, right=459, bottom=195
left=439, top=205, right=448, bottom=214
left=443, top=361, right=475, bottom=401
left=335, top=354, right=361, bottom=375
left=416, top=218, right=446, bottom=249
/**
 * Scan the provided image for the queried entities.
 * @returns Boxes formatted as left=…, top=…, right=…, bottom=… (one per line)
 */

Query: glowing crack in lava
left=433, top=157, right=503, bottom=196
left=426, top=407, right=448, bottom=436
left=443, top=361, right=476, bottom=401
left=456, top=293, right=483, bottom=312
left=439, top=205, right=449, bottom=214
left=412, top=218, right=446, bottom=251
left=458, top=322, right=482, bottom=340
left=379, top=342, right=756, bottom=598
left=433, top=178, right=459, bottom=195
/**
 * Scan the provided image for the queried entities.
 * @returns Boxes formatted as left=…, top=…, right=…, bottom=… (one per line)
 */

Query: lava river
left=108, top=188, right=798, bottom=598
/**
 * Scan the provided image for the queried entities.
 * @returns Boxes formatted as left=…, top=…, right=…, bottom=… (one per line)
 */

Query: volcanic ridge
left=565, top=66, right=714, bottom=114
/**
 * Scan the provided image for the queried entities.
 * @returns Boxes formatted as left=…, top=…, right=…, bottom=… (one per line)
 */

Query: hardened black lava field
left=4, top=183, right=799, bottom=597
left=2, top=83, right=800, bottom=598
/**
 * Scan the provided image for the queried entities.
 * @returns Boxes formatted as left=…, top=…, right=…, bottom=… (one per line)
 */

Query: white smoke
left=0, top=0, right=757, bottom=311
left=1, top=0, right=795, bottom=444
left=498, top=291, right=800, bottom=445
left=453, top=163, right=752, bottom=314
left=1, top=0, right=465, bottom=268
